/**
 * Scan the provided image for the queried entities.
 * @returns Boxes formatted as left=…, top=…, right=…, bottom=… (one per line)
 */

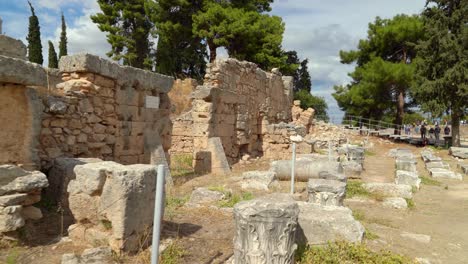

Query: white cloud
left=272, top=0, right=426, bottom=118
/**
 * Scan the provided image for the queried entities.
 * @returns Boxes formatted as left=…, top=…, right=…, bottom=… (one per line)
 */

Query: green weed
left=346, top=181, right=370, bottom=198
left=160, top=242, right=185, bottom=264
left=405, top=198, right=415, bottom=209
left=420, top=176, right=441, bottom=186
left=295, top=241, right=413, bottom=264
left=218, top=192, right=254, bottom=208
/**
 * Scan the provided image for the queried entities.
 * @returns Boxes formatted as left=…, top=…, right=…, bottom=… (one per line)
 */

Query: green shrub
left=346, top=181, right=370, bottom=198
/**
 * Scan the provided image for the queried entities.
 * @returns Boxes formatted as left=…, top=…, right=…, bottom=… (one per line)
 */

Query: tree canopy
left=27, top=1, right=43, bottom=65
left=91, top=0, right=153, bottom=69
left=412, top=0, right=467, bottom=146
left=333, top=14, right=424, bottom=127
left=146, top=0, right=207, bottom=79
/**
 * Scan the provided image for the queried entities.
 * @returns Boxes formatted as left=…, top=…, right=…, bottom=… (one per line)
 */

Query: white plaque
left=145, top=96, right=160, bottom=109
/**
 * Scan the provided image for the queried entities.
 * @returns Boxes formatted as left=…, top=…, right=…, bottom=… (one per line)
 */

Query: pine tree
left=91, top=0, right=153, bottom=69
left=192, top=0, right=286, bottom=70
left=146, top=0, right=207, bottom=79
left=333, top=15, right=424, bottom=126
left=27, top=1, right=43, bottom=65
left=48, top=41, right=58, bottom=68
left=59, top=13, right=67, bottom=58
left=412, top=0, right=467, bottom=147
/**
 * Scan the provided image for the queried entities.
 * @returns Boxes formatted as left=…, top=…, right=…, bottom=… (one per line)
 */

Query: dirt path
left=347, top=140, right=468, bottom=264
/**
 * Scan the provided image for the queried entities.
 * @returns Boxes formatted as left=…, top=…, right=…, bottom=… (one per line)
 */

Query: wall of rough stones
left=171, top=59, right=294, bottom=169
left=0, top=52, right=174, bottom=170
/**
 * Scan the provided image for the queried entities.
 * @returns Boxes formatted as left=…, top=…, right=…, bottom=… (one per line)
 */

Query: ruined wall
left=168, top=78, right=198, bottom=116
left=0, top=53, right=173, bottom=169
left=171, top=58, right=293, bottom=168
left=0, top=35, right=27, bottom=59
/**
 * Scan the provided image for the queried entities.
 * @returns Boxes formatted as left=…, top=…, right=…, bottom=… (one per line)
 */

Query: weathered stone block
left=307, top=179, right=346, bottom=206
left=296, top=202, right=364, bottom=245
left=395, top=170, right=421, bottom=189
left=363, top=183, right=412, bottom=199
left=233, top=194, right=299, bottom=264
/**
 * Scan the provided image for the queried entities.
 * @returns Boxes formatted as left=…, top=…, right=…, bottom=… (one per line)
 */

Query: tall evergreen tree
left=192, top=0, right=287, bottom=70
left=59, top=13, right=68, bottom=58
left=295, top=59, right=312, bottom=92
left=27, top=1, right=43, bottom=65
left=48, top=41, right=58, bottom=68
left=412, top=0, right=467, bottom=147
left=146, top=0, right=207, bottom=79
left=333, top=15, right=424, bottom=128
left=91, top=0, right=153, bottom=69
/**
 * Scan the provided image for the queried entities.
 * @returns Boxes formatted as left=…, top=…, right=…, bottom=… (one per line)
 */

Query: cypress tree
left=48, top=41, right=58, bottom=68
left=59, top=13, right=68, bottom=58
left=27, top=1, right=43, bottom=65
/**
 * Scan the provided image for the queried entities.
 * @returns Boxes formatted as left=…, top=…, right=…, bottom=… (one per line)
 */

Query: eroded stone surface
left=187, top=187, right=225, bottom=206
left=233, top=194, right=299, bottom=264
left=449, top=147, right=468, bottom=159
left=363, top=183, right=413, bottom=199
left=383, top=197, right=408, bottom=209
left=395, top=170, right=421, bottom=189
left=307, top=179, right=346, bottom=206
left=429, top=168, right=462, bottom=180
left=296, top=202, right=364, bottom=245
left=241, top=171, right=277, bottom=191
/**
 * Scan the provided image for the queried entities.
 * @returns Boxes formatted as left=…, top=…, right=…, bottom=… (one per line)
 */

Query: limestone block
left=449, top=147, right=468, bottom=159
left=186, top=187, right=225, bottom=207
left=46, top=96, right=68, bottom=115
left=395, top=170, right=421, bottom=189
left=0, top=35, right=27, bottom=59
left=425, top=161, right=448, bottom=169
left=296, top=202, right=364, bottom=245
left=207, top=137, right=231, bottom=175
left=0, top=55, right=48, bottom=86
left=0, top=193, right=28, bottom=207
left=363, top=183, right=412, bottom=199
left=79, top=247, right=113, bottom=264
left=69, top=162, right=119, bottom=195
left=68, top=193, right=99, bottom=223
left=307, top=179, right=346, bottom=206
left=0, top=205, right=24, bottom=232
left=233, top=194, right=299, bottom=264
left=21, top=206, right=42, bottom=220
left=59, top=53, right=174, bottom=93
left=395, top=149, right=414, bottom=159
left=382, top=197, right=408, bottom=209
left=341, top=160, right=363, bottom=179
left=0, top=167, right=48, bottom=196
left=46, top=158, right=102, bottom=205
left=241, top=171, right=278, bottom=191
left=98, top=164, right=160, bottom=252
left=395, top=158, right=417, bottom=172
left=68, top=224, right=110, bottom=248
left=429, top=168, right=462, bottom=180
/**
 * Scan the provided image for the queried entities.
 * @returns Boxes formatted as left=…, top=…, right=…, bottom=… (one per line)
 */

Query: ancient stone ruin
left=169, top=59, right=315, bottom=173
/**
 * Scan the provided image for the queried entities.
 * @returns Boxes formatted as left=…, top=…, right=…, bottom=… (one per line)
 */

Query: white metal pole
left=290, top=142, right=296, bottom=194
left=151, top=165, right=166, bottom=264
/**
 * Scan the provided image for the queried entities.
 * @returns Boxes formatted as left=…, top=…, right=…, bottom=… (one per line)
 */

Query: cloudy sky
left=0, top=0, right=426, bottom=121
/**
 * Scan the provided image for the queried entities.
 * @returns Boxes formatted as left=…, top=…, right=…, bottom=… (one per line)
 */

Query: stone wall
left=0, top=35, right=26, bottom=59
left=168, top=78, right=198, bottom=116
left=0, top=53, right=174, bottom=170
left=171, top=59, right=293, bottom=169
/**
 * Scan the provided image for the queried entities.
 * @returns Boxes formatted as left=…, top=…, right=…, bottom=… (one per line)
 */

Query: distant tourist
left=444, top=125, right=451, bottom=135
left=428, top=126, right=435, bottom=139
left=434, top=124, right=441, bottom=141
left=420, top=123, right=427, bottom=140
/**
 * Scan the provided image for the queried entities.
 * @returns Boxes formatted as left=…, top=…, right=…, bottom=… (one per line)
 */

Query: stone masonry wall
left=171, top=58, right=293, bottom=169
left=39, top=54, right=174, bottom=168
left=0, top=53, right=173, bottom=170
